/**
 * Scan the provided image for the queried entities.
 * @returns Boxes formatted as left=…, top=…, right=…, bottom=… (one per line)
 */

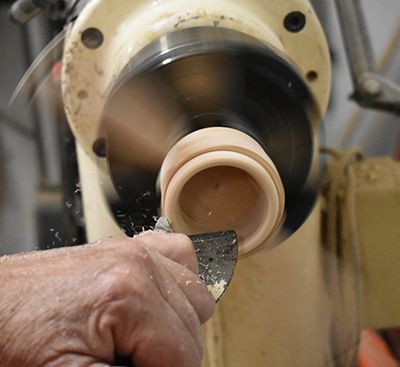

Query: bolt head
left=362, top=78, right=382, bottom=97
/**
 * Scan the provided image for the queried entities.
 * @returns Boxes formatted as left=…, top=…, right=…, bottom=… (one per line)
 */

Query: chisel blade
left=190, top=230, right=238, bottom=303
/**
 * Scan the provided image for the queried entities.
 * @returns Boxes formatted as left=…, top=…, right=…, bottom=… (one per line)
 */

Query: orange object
left=357, top=330, right=399, bottom=367
left=52, top=61, right=62, bottom=82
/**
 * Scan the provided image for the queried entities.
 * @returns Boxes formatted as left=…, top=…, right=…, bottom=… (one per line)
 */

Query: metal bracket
left=334, top=0, right=400, bottom=114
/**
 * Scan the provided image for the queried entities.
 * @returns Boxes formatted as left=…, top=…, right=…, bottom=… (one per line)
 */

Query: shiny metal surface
left=191, top=230, right=238, bottom=302
left=101, top=27, right=320, bottom=240
left=154, top=216, right=239, bottom=302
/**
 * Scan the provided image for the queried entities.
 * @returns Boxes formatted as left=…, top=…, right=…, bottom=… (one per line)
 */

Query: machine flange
left=100, top=27, right=320, bottom=244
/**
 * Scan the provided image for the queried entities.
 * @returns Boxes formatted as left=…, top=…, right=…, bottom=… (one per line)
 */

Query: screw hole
left=77, top=90, right=88, bottom=100
left=81, top=28, right=104, bottom=49
left=306, top=70, right=318, bottom=82
left=93, top=138, right=106, bottom=157
left=284, top=11, right=306, bottom=33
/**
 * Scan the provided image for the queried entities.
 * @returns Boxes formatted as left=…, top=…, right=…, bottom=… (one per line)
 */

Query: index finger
left=132, top=232, right=199, bottom=274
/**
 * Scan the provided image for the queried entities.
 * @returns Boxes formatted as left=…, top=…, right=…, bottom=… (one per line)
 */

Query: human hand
left=0, top=232, right=215, bottom=367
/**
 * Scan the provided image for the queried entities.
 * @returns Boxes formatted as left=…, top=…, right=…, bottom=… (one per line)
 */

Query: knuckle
left=163, top=233, right=196, bottom=258
left=99, top=266, right=133, bottom=299
left=95, top=262, right=149, bottom=303
left=175, top=233, right=194, bottom=250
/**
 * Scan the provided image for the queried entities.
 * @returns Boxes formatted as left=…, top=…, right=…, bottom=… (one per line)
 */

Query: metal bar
left=334, top=0, right=400, bottom=114
left=9, top=0, right=64, bottom=24
left=334, top=0, right=376, bottom=86
left=9, top=0, right=48, bottom=24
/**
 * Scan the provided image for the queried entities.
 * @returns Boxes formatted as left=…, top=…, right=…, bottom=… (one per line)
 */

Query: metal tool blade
left=155, top=216, right=239, bottom=302
left=190, top=230, right=238, bottom=302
